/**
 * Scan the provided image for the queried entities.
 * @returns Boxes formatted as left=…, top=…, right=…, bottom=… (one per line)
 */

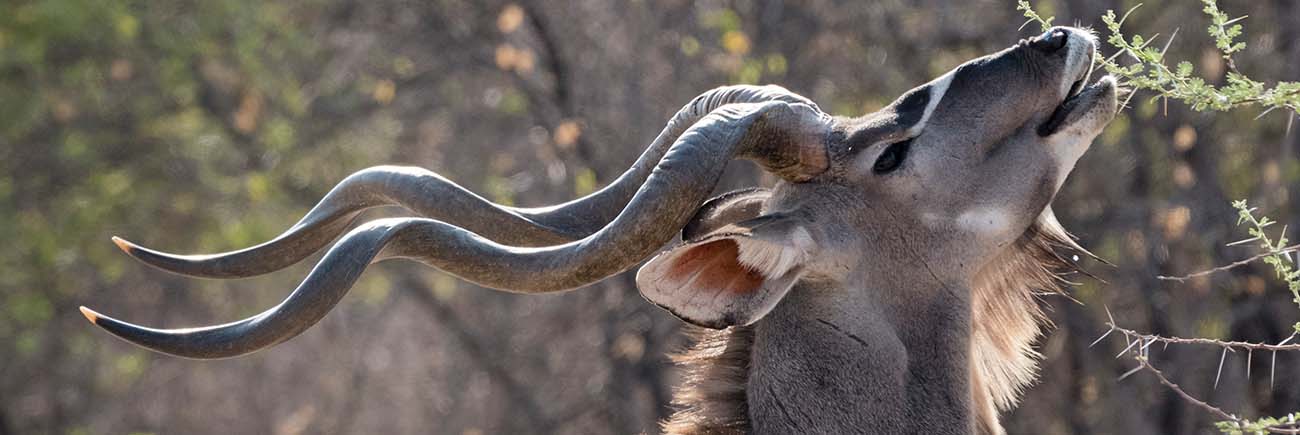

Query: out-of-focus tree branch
left=396, top=271, right=557, bottom=433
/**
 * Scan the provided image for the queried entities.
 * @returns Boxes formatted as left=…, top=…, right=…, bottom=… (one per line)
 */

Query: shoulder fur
left=661, top=326, right=753, bottom=435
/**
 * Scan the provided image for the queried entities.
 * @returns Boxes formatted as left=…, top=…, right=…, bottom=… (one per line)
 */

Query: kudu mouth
left=1038, top=75, right=1118, bottom=137
left=1034, top=27, right=1117, bottom=137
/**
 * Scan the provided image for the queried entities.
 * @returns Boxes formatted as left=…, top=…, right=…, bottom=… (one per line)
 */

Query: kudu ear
left=637, top=195, right=814, bottom=329
left=681, top=187, right=771, bottom=241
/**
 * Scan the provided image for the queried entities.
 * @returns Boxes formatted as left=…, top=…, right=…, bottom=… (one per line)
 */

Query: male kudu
left=83, top=27, right=1117, bottom=434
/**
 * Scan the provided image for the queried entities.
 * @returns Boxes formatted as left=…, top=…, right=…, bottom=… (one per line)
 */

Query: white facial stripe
left=906, top=70, right=955, bottom=136
left=849, top=70, right=955, bottom=174
left=956, top=207, right=1013, bottom=237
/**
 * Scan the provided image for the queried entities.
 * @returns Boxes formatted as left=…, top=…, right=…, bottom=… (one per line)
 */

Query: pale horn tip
left=110, top=236, right=136, bottom=254
left=79, top=306, right=100, bottom=324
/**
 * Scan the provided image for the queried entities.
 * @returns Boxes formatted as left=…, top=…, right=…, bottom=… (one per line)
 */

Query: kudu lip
left=1035, top=27, right=1112, bottom=137
left=1038, top=76, right=1118, bottom=137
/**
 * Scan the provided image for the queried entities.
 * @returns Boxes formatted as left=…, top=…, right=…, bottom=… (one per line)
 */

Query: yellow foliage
left=1173, top=125, right=1197, bottom=151
left=497, top=4, right=525, bottom=33
left=574, top=167, right=596, bottom=196
left=1158, top=206, right=1192, bottom=240
left=680, top=36, right=700, bottom=56
left=553, top=119, right=582, bottom=149
left=393, top=56, right=415, bottom=77
left=495, top=44, right=535, bottom=73
left=721, top=30, right=750, bottom=55
left=234, top=89, right=264, bottom=132
left=373, top=79, right=396, bottom=105
left=1172, top=162, right=1196, bottom=188
left=114, top=14, right=138, bottom=40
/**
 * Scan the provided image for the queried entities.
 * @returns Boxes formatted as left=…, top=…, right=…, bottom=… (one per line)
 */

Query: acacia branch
left=1132, top=351, right=1237, bottom=421
left=1102, top=317, right=1300, bottom=434
left=1107, top=323, right=1300, bottom=352
left=1158, top=244, right=1300, bottom=282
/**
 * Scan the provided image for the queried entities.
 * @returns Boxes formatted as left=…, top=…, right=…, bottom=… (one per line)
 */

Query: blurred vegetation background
left=1, top=0, right=1297, bottom=433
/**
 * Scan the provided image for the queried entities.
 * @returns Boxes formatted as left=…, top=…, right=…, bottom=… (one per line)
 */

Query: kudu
left=82, top=27, right=1117, bottom=434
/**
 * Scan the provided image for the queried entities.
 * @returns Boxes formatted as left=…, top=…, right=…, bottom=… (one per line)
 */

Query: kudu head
left=637, top=26, right=1115, bottom=328
left=81, top=26, right=1115, bottom=432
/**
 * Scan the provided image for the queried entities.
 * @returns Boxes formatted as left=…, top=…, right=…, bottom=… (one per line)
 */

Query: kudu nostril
left=1030, top=28, right=1069, bottom=52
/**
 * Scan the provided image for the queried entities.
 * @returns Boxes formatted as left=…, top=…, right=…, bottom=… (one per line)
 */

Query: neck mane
left=660, top=216, right=1078, bottom=435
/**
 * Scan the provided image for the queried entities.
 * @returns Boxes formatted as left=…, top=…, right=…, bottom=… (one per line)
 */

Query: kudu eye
left=872, top=139, right=912, bottom=174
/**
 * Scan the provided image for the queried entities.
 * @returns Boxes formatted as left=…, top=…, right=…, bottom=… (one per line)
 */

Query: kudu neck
left=745, top=277, right=975, bottom=434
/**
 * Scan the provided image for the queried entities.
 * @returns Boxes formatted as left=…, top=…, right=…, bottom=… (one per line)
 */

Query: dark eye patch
left=890, top=86, right=931, bottom=130
left=843, top=85, right=932, bottom=156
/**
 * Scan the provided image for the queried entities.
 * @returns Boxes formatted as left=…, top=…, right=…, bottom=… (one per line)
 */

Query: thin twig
left=1107, top=323, right=1300, bottom=352
left=1125, top=356, right=1300, bottom=434
left=1103, top=320, right=1300, bottom=433
left=1157, top=244, right=1300, bottom=282
left=1131, top=355, right=1237, bottom=421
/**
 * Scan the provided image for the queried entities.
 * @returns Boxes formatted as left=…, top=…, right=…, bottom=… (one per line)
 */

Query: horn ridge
left=113, top=85, right=827, bottom=280
left=83, top=100, right=833, bottom=358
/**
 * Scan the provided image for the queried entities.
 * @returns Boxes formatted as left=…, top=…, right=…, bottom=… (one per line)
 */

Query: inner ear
left=663, top=239, right=765, bottom=296
left=638, top=213, right=815, bottom=329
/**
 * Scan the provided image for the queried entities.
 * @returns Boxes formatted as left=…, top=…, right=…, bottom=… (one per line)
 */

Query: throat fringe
left=662, top=326, right=754, bottom=435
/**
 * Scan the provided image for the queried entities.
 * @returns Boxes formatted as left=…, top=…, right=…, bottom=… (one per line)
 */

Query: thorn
left=1246, top=349, right=1252, bottom=380
left=1120, top=86, right=1139, bottom=112
left=1158, top=28, right=1178, bottom=60
left=1271, top=350, right=1278, bottom=391
left=1117, top=337, right=1141, bottom=358
left=1090, top=327, right=1115, bottom=348
left=1143, top=33, right=1161, bottom=50
left=1117, top=4, right=1144, bottom=28
left=78, top=306, right=100, bottom=324
left=1104, top=49, right=1126, bottom=65
left=1141, top=337, right=1156, bottom=353
left=1215, top=347, right=1228, bottom=390
left=1254, top=105, right=1277, bottom=120
left=1019, top=18, right=1036, bottom=32
left=111, top=236, right=135, bottom=254
left=1118, top=364, right=1144, bottom=382
left=1226, top=236, right=1261, bottom=247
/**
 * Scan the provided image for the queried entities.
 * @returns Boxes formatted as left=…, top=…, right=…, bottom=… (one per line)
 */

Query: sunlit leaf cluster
left=1019, top=0, right=1300, bottom=116
left=1233, top=200, right=1300, bottom=330
left=1217, top=411, right=1300, bottom=435
left=1019, top=2, right=1300, bottom=433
